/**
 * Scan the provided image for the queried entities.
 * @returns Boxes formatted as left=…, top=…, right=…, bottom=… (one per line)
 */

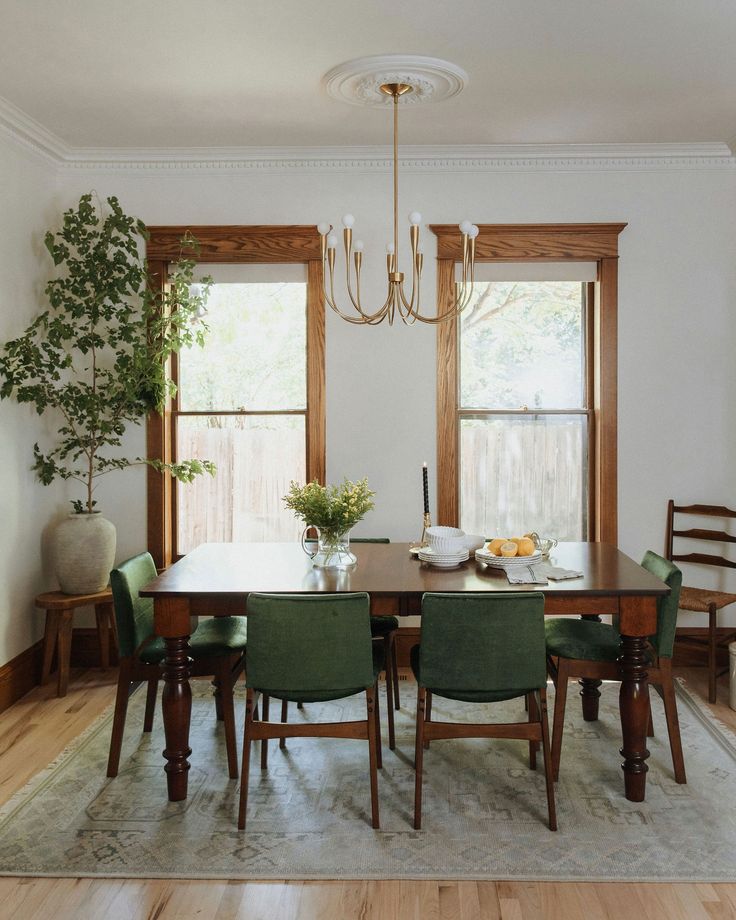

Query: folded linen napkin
left=506, top=565, right=548, bottom=585
left=540, top=564, right=584, bottom=581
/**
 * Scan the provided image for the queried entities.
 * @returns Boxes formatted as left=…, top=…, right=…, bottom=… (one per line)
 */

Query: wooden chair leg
left=56, top=610, right=74, bottom=698
left=106, top=659, right=133, bottom=777
left=527, top=692, right=538, bottom=770
left=279, top=699, right=288, bottom=750
left=708, top=604, right=718, bottom=704
left=94, top=603, right=113, bottom=669
left=238, top=689, right=255, bottom=830
left=374, top=680, right=383, bottom=769
left=40, top=609, right=60, bottom=686
left=659, top=659, right=687, bottom=784
left=538, top=688, right=558, bottom=831
left=220, top=660, right=239, bottom=779
left=647, top=700, right=654, bottom=738
left=212, top=676, right=224, bottom=722
left=143, top=678, right=158, bottom=732
left=551, top=657, right=570, bottom=782
left=414, top=686, right=427, bottom=829
left=366, top=684, right=380, bottom=829
left=382, top=635, right=396, bottom=750
left=423, top=689, right=433, bottom=749
left=260, top=693, right=270, bottom=770
left=390, top=630, right=401, bottom=710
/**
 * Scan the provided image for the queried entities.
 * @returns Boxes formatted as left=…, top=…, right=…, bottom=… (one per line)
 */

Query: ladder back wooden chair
left=666, top=500, right=736, bottom=702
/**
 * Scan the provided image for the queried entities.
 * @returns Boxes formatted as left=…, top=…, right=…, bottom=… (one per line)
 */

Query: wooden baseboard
left=0, top=641, right=43, bottom=715
left=70, top=628, right=120, bottom=669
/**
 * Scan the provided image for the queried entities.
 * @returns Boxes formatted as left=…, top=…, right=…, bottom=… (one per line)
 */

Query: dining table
left=140, top=541, right=669, bottom=804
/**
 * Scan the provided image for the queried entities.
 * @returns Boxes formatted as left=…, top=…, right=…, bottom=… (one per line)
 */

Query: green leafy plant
left=283, top=478, right=375, bottom=539
left=0, top=193, right=216, bottom=513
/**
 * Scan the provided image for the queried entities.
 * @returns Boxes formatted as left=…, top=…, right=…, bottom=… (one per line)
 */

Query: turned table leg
left=618, top=633, right=650, bottom=802
left=162, top=635, right=193, bottom=801
left=580, top=614, right=602, bottom=721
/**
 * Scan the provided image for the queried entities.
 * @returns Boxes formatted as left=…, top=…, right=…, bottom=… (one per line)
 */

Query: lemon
left=517, top=537, right=536, bottom=557
left=499, top=541, right=518, bottom=557
left=487, top=538, right=506, bottom=556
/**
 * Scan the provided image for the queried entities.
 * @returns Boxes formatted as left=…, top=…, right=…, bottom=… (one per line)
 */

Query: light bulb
left=354, top=240, right=364, bottom=252
left=386, top=243, right=395, bottom=255
left=459, top=220, right=473, bottom=235
left=342, top=214, right=355, bottom=228
left=408, top=211, right=422, bottom=226
left=327, top=234, right=338, bottom=249
left=317, top=222, right=330, bottom=236
left=468, top=224, right=480, bottom=239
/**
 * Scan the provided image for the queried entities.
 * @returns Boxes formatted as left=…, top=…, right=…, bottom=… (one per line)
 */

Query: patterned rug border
left=0, top=679, right=735, bottom=883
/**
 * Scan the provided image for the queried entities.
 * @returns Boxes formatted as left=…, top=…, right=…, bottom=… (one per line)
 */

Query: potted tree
left=0, top=193, right=215, bottom=593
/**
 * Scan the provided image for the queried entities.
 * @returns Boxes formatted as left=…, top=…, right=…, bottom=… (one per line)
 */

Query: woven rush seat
left=678, top=585, right=736, bottom=613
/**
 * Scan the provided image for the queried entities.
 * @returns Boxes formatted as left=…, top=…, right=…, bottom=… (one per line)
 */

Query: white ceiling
left=2, top=0, right=736, bottom=150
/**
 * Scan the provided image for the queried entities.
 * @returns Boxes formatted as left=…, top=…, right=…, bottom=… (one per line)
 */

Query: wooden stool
left=36, top=589, right=117, bottom=697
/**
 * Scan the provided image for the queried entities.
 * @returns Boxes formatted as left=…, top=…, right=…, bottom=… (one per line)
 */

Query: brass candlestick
left=410, top=512, right=432, bottom=553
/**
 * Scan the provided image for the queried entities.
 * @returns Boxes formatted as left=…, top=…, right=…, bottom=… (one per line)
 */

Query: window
left=432, top=223, right=625, bottom=545
left=458, top=277, right=591, bottom=540
left=146, top=227, right=324, bottom=567
left=174, top=267, right=309, bottom=553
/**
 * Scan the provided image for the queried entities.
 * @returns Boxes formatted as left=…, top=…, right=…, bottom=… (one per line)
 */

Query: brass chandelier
left=318, top=78, right=479, bottom=326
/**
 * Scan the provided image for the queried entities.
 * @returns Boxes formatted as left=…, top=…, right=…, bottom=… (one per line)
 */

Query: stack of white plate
left=475, top=547, right=542, bottom=568
left=417, top=546, right=470, bottom=568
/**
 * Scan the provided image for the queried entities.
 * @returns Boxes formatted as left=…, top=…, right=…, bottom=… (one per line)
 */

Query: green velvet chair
left=239, top=592, right=383, bottom=830
left=278, top=537, right=399, bottom=751
left=107, top=552, right=247, bottom=779
left=545, top=550, right=685, bottom=784
left=412, top=592, right=557, bottom=831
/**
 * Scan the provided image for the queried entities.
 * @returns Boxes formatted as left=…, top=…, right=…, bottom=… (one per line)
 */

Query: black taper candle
left=422, top=462, right=430, bottom=515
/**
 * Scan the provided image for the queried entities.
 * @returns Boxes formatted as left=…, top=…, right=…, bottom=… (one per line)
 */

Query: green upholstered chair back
left=109, top=552, right=158, bottom=659
left=245, top=593, right=375, bottom=694
left=641, top=550, right=682, bottom=659
left=419, top=592, right=547, bottom=693
left=351, top=538, right=389, bottom=543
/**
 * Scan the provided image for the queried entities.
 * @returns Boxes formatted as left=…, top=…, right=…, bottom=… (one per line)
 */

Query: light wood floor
left=0, top=667, right=734, bottom=920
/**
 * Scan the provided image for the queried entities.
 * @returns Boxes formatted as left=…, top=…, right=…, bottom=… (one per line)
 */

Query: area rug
left=0, top=677, right=735, bottom=881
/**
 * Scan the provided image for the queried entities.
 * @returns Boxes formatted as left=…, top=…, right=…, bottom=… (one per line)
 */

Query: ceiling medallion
left=317, top=56, right=478, bottom=326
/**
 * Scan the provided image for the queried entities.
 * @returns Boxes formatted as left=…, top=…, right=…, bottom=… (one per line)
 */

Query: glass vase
left=301, top=526, right=357, bottom=568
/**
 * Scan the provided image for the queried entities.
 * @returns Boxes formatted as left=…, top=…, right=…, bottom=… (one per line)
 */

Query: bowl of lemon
left=475, top=535, right=542, bottom=568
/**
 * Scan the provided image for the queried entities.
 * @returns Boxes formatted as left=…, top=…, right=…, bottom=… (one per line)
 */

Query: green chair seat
left=139, top=616, right=248, bottom=665
left=544, top=618, right=623, bottom=663
left=370, top=615, right=399, bottom=637
left=410, top=644, right=536, bottom=703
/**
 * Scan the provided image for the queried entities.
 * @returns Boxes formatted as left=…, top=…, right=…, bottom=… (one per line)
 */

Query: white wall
left=1, top=150, right=735, bottom=666
left=0, top=134, right=64, bottom=664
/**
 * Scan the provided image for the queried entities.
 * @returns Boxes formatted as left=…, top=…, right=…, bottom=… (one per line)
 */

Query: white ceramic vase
left=54, top=512, right=116, bottom=595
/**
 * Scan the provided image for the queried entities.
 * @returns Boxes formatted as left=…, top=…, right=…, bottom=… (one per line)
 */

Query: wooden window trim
left=431, top=222, right=626, bottom=546
left=146, top=226, right=325, bottom=569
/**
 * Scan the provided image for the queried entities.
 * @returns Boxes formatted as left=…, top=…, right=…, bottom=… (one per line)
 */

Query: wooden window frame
left=146, top=226, right=325, bottom=568
left=431, top=222, right=626, bottom=546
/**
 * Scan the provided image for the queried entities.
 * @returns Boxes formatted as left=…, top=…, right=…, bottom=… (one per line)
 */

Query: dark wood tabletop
left=141, top=541, right=669, bottom=602
left=145, top=540, right=668, bottom=806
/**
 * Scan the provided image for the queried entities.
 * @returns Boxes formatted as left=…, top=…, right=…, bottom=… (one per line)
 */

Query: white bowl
left=425, top=525, right=466, bottom=554
left=463, top=533, right=485, bottom=552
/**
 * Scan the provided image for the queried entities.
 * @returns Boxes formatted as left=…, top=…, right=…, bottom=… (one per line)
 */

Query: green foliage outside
left=0, top=193, right=216, bottom=514
left=460, top=281, right=584, bottom=411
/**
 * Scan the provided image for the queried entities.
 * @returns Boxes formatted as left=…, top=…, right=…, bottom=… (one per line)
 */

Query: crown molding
left=0, top=95, right=70, bottom=164
left=1, top=95, right=734, bottom=173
